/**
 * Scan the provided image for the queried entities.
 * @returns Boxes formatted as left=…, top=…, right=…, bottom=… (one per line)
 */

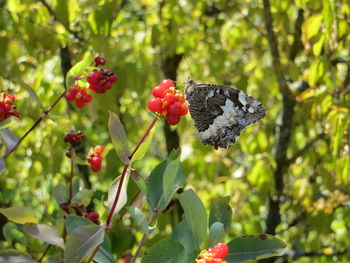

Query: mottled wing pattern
left=185, top=79, right=266, bottom=149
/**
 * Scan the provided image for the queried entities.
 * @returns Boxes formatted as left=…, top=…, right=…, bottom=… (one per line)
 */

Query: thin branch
left=36, top=0, right=83, bottom=43
left=2, top=91, right=66, bottom=159
left=289, top=9, right=304, bottom=61
left=286, top=133, right=326, bottom=166
left=262, top=0, right=292, bottom=97
left=37, top=244, right=51, bottom=262
left=130, top=210, right=158, bottom=263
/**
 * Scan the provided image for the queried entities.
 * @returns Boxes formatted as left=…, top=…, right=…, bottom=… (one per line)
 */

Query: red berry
left=65, top=92, right=75, bottom=101
left=152, top=85, right=168, bottom=98
left=3, top=103, right=12, bottom=111
left=94, top=56, right=106, bottom=66
left=212, top=242, right=229, bottom=259
left=147, top=98, right=163, bottom=113
left=83, top=93, right=93, bottom=103
left=94, top=145, right=105, bottom=154
left=102, top=80, right=112, bottom=91
left=90, top=163, right=101, bottom=172
left=167, top=101, right=182, bottom=116
left=6, top=94, right=15, bottom=102
left=75, top=100, right=85, bottom=108
left=109, top=74, right=118, bottom=83
left=166, top=113, right=181, bottom=125
left=159, top=79, right=175, bottom=89
left=70, top=87, right=79, bottom=96
left=163, top=93, right=177, bottom=106
left=87, top=71, right=101, bottom=84
left=180, top=104, right=188, bottom=116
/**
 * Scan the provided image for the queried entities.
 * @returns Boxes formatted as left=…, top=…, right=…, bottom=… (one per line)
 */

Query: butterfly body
left=185, top=79, right=266, bottom=149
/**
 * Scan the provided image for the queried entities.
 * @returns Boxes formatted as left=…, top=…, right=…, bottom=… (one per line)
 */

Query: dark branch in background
left=289, top=9, right=304, bottom=61
left=261, top=2, right=296, bottom=263
left=37, top=0, right=84, bottom=43
left=286, top=133, right=326, bottom=166
left=284, top=247, right=348, bottom=260
left=161, top=54, right=183, bottom=154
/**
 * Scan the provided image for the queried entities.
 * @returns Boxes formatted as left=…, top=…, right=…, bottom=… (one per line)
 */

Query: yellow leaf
left=0, top=206, right=37, bottom=224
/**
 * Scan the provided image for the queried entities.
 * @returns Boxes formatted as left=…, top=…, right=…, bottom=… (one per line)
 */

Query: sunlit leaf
left=178, top=189, right=207, bottom=249
left=131, top=121, right=156, bottom=162
left=64, top=224, right=106, bottom=263
left=66, top=51, right=93, bottom=88
left=108, top=111, right=130, bottom=164
left=226, top=235, right=287, bottom=263
left=0, top=206, right=37, bottom=224
left=141, top=239, right=185, bottom=263
left=23, top=223, right=64, bottom=249
left=0, top=128, right=19, bottom=156
left=107, top=170, right=130, bottom=219
left=127, top=206, right=150, bottom=235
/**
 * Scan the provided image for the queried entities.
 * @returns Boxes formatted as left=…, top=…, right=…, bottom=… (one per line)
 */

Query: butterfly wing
left=185, top=79, right=266, bottom=149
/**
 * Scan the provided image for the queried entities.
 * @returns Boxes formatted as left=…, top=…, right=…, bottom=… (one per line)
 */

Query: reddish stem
left=38, top=244, right=51, bottom=262
left=128, top=117, right=158, bottom=160
left=106, top=164, right=129, bottom=226
left=2, top=91, right=66, bottom=159
left=69, top=156, right=74, bottom=201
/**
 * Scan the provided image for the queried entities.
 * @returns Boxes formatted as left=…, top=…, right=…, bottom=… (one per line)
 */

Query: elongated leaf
left=23, top=223, right=64, bottom=249
left=225, top=235, right=287, bottom=263
left=0, top=206, right=37, bottom=224
left=53, top=184, right=68, bottom=205
left=66, top=215, right=93, bottom=232
left=178, top=189, right=207, bottom=249
left=64, top=224, right=106, bottom=263
left=0, top=251, right=36, bottom=263
left=72, top=189, right=93, bottom=206
left=0, top=128, right=19, bottom=156
left=127, top=206, right=149, bottom=235
left=11, top=77, right=44, bottom=109
left=93, top=236, right=115, bottom=263
left=131, top=122, right=156, bottom=161
left=209, top=222, right=226, bottom=247
left=66, top=51, right=93, bottom=88
left=147, top=152, right=185, bottom=211
left=173, top=219, right=198, bottom=262
left=108, top=111, right=130, bottom=164
left=107, top=171, right=129, bottom=219
left=209, top=197, right=232, bottom=232
left=141, top=239, right=185, bottom=263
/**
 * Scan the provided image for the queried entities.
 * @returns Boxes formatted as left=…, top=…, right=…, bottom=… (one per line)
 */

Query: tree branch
left=289, top=9, right=304, bottom=61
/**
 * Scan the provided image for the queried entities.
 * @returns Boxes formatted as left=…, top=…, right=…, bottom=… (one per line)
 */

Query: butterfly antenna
left=183, top=56, right=193, bottom=81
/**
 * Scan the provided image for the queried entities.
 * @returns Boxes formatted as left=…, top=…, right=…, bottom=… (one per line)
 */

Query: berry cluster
left=87, top=69, right=118, bottom=94
left=0, top=93, right=19, bottom=122
left=147, top=79, right=188, bottom=125
left=65, top=86, right=92, bottom=108
left=85, top=210, right=100, bottom=224
left=196, top=242, right=229, bottom=263
left=87, top=145, right=105, bottom=172
left=64, top=130, right=84, bottom=148
left=65, top=56, right=118, bottom=108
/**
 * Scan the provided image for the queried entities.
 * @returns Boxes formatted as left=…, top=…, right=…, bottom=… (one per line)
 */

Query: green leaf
left=302, top=14, right=323, bottom=40
left=308, top=58, right=326, bottom=86
left=178, top=189, right=208, bottom=249
left=0, top=206, right=37, bottom=224
left=225, top=235, right=287, bottom=263
left=66, top=214, right=93, bottom=233
left=3, top=222, right=27, bottom=245
left=209, top=222, right=226, bottom=247
left=0, top=159, right=5, bottom=173
left=53, top=184, right=68, bottom=205
left=64, top=224, right=106, bottom=263
left=131, top=122, right=156, bottom=162
left=0, top=250, right=36, bottom=263
left=209, top=197, right=232, bottom=232
left=66, top=51, right=93, bottom=88
left=0, top=128, right=19, bottom=156
left=147, top=152, right=185, bottom=211
left=107, top=171, right=129, bottom=219
left=173, top=219, right=198, bottom=262
left=72, top=189, right=94, bottom=207
left=127, top=206, right=149, bottom=235
left=23, top=223, right=64, bottom=249
left=108, top=111, right=130, bottom=164
left=93, top=236, right=116, bottom=263
left=141, top=239, right=185, bottom=263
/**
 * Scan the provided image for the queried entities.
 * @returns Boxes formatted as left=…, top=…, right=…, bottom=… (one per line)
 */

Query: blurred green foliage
left=0, top=0, right=349, bottom=262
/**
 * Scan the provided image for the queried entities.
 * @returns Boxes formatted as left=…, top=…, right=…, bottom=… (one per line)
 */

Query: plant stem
left=2, top=91, right=66, bottom=160
left=86, top=117, right=158, bottom=263
left=69, top=155, right=75, bottom=201
left=130, top=210, right=158, bottom=263
left=128, top=117, right=158, bottom=160
left=38, top=244, right=51, bottom=262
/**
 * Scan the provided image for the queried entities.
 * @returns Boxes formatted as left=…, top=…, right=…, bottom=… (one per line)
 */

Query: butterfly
left=185, top=78, right=267, bottom=149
